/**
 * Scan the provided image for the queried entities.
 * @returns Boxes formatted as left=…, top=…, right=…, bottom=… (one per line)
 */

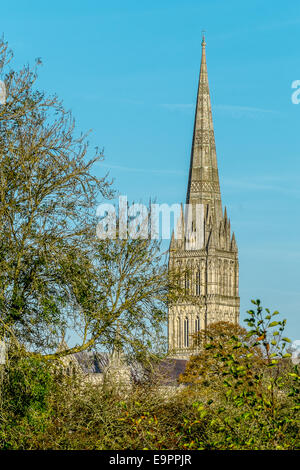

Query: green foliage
left=6, top=358, right=52, bottom=415
left=0, top=300, right=299, bottom=450
left=179, top=321, right=264, bottom=387
left=3, top=356, right=53, bottom=416
left=178, top=300, right=300, bottom=450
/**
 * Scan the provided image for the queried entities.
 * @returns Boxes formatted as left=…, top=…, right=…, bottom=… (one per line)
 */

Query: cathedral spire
left=168, top=38, right=239, bottom=359
left=186, top=35, right=222, bottom=223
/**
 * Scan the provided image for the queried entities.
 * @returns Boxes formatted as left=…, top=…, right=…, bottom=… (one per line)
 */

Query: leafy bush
left=3, top=356, right=53, bottom=416
left=0, top=300, right=299, bottom=450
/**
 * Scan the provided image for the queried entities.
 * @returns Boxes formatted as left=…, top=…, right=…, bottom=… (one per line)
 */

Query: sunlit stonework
left=168, top=37, right=240, bottom=358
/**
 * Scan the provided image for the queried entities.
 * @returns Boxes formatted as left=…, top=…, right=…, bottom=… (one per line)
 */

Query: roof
left=73, top=351, right=188, bottom=386
left=74, top=351, right=109, bottom=374
left=155, top=359, right=188, bottom=386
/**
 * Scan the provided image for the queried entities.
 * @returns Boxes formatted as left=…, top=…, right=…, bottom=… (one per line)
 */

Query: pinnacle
left=186, top=37, right=222, bottom=224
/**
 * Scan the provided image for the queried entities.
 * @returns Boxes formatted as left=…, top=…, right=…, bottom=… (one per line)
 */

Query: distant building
left=58, top=346, right=187, bottom=389
left=168, top=36, right=240, bottom=358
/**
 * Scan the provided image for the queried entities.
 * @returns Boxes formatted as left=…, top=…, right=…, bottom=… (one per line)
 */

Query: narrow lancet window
left=177, top=318, right=181, bottom=348
left=185, top=272, right=190, bottom=293
left=184, top=317, right=189, bottom=347
left=195, top=316, right=200, bottom=333
left=196, top=270, right=201, bottom=295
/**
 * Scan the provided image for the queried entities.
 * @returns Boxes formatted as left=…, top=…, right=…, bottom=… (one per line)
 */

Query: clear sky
left=1, top=0, right=300, bottom=341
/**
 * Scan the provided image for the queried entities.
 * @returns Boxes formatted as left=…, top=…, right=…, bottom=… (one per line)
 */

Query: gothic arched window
left=195, top=316, right=200, bottom=333
left=184, top=317, right=189, bottom=347
left=195, top=270, right=201, bottom=295
left=177, top=317, right=181, bottom=348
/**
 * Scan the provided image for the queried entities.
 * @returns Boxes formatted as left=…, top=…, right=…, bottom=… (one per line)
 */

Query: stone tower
left=168, top=36, right=240, bottom=358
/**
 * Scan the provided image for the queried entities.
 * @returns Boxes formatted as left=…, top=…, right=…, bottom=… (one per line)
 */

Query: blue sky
left=1, top=0, right=300, bottom=341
